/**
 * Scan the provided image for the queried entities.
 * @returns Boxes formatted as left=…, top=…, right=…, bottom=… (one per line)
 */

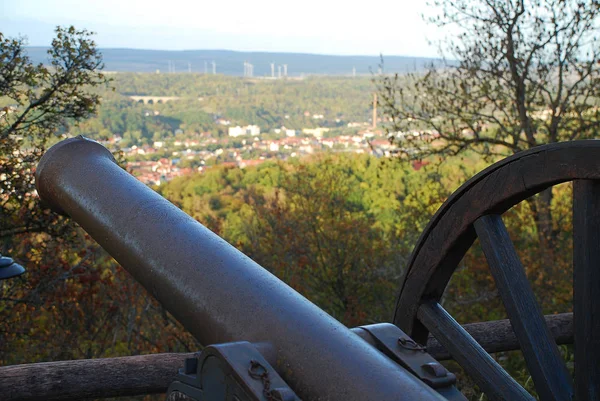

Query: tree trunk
left=534, top=187, right=555, bottom=248
left=527, top=188, right=558, bottom=303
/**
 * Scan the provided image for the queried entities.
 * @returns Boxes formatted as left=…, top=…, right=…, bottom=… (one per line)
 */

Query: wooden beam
left=0, top=352, right=195, bottom=401
left=419, top=302, right=533, bottom=401
left=0, top=314, right=573, bottom=400
left=474, top=215, right=572, bottom=401
left=427, top=312, right=573, bottom=361
left=573, top=180, right=600, bottom=401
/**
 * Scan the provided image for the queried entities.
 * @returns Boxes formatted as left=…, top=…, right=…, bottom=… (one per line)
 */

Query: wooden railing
left=1, top=313, right=572, bottom=401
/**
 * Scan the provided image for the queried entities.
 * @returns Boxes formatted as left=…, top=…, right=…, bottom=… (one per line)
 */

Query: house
left=412, top=160, right=430, bottom=171
left=229, top=126, right=245, bottom=137
left=229, top=125, right=261, bottom=137
left=302, top=128, right=330, bottom=138
left=246, top=125, right=261, bottom=135
left=299, top=145, right=314, bottom=154
left=322, top=139, right=334, bottom=148
left=361, top=131, right=375, bottom=139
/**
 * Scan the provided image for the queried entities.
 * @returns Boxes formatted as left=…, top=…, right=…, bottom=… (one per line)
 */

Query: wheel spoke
left=573, top=180, right=600, bottom=401
left=474, top=214, right=572, bottom=401
left=418, top=302, right=534, bottom=401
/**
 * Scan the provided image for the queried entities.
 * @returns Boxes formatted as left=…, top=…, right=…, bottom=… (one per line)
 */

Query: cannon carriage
left=1, top=137, right=597, bottom=400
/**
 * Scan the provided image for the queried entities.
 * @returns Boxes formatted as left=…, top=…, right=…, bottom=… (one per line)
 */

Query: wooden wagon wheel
left=394, top=141, right=600, bottom=401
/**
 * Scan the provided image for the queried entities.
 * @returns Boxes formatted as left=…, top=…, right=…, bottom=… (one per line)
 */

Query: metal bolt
left=398, top=337, right=427, bottom=352
left=421, top=362, right=448, bottom=378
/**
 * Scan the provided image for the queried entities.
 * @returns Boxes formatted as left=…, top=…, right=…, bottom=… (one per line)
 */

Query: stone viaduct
left=129, top=96, right=180, bottom=104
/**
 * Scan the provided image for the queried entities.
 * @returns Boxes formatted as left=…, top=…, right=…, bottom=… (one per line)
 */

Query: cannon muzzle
left=35, top=137, right=444, bottom=400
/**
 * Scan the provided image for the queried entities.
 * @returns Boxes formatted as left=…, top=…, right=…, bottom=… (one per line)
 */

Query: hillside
left=24, top=47, right=440, bottom=76
left=66, top=74, right=381, bottom=148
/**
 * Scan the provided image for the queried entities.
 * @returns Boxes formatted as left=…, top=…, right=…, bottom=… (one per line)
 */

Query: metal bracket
left=166, top=341, right=300, bottom=401
left=358, top=323, right=467, bottom=401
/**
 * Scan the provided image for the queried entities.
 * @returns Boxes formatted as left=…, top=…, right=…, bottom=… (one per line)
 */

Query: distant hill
left=24, top=48, right=440, bottom=76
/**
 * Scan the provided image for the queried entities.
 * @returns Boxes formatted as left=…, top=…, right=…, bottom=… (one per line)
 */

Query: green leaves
left=0, top=26, right=111, bottom=237
left=1, top=26, right=110, bottom=139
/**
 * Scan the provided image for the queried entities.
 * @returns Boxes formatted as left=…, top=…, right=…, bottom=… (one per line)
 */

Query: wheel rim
left=395, top=140, right=600, bottom=400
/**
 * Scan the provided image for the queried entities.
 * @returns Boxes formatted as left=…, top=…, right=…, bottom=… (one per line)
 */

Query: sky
left=1, top=0, right=443, bottom=57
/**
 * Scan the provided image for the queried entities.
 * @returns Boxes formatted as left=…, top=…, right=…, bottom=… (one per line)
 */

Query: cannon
left=20, top=137, right=598, bottom=400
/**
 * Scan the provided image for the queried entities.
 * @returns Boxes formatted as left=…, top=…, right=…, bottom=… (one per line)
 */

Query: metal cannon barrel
left=35, top=137, right=443, bottom=401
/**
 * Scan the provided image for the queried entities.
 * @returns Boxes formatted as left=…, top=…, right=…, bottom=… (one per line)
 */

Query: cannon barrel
left=35, top=137, right=443, bottom=401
